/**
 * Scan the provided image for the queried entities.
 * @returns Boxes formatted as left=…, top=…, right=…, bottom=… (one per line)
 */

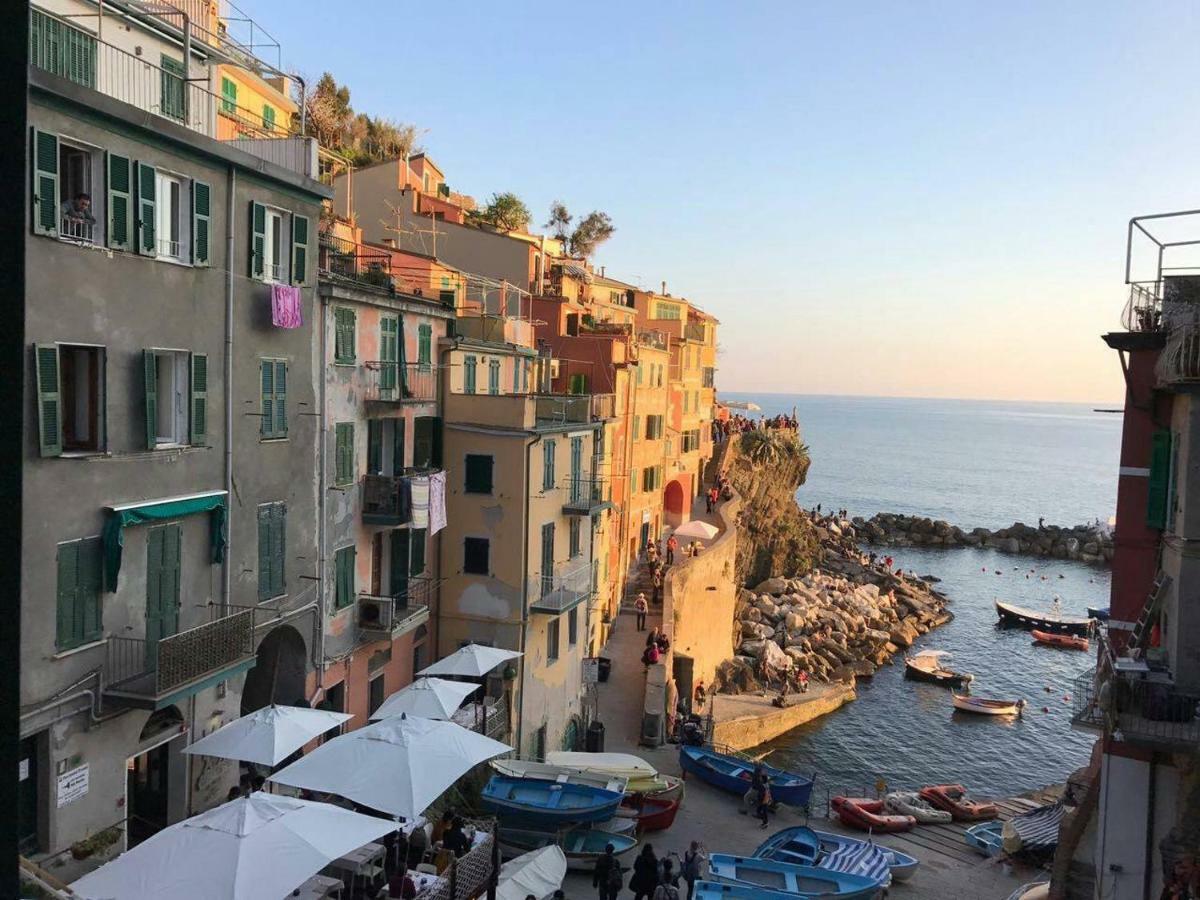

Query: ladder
left=1128, top=571, right=1170, bottom=659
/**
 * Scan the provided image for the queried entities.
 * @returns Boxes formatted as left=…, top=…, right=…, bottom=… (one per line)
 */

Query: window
left=334, top=545, right=356, bottom=609
left=335, top=423, right=355, bottom=485
left=683, top=392, right=690, bottom=413
left=568, top=373, right=588, bottom=394
left=463, top=355, right=477, bottom=393
left=145, top=349, right=189, bottom=447
left=568, top=607, right=578, bottom=646
left=636, top=364, right=644, bottom=386
left=655, top=302, right=681, bottom=320
left=409, top=527, right=427, bottom=576
left=465, top=454, right=494, bottom=494
left=464, top=537, right=490, bottom=575
left=633, top=416, right=641, bottom=440
left=513, top=356, right=521, bottom=393
left=221, top=77, right=238, bottom=115
left=368, top=674, right=385, bottom=716
left=161, top=55, right=185, bottom=121
left=488, top=359, right=500, bottom=395
left=547, top=618, right=560, bottom=662
left=263, top=208, right=284, bottom=281
left=418, top=324, right=432, bottom=369
left=34, top=344, right=106, bottom=456
left=56, top=537, right=102, bottom=650
left=542, top=440, right=557, bottom=491
left=569, top=518, right=581, bottom=559
left=260, top=359, right=287, bottom=439
left=630, top=467, right=639, bottom=494
left=152, top=171, right=188, bottom=260
left=257, top=503, right=286, bottom=600
left=656, top=365, right=663, bottom=387
left=702, top=367, right=715, bottom=388
left=646, top=416, right=664, bottom=440
left=694, top=390, right=700, bottom=412
left=262, top=104, right=276, bottom=131
left=56, top=140, right=103, bottom=244
left=367, top=420, right=383, bottom=475
left=334, top=308, right=356, bottom=364
left=642, top=466, right=663, bottom=492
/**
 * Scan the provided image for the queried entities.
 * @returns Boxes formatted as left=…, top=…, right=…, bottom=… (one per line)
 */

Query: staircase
left=1129, top=571, right=1170, bottom=658
left=621, top=560, right=660, bottom=613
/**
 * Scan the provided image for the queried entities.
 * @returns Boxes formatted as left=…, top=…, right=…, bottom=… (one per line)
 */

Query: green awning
left=103, top=492, right=227, bottom=592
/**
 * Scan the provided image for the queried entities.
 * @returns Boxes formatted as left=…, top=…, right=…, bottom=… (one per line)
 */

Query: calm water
left=720, top=394, right=1122, bottom=798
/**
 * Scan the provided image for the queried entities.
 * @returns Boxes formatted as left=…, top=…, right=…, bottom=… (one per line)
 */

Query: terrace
left=357, top=578, right=435, bottom=641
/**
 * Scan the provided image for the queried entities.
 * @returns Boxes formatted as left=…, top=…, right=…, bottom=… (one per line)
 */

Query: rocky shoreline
left=852, top=512, right=1114, bottom=565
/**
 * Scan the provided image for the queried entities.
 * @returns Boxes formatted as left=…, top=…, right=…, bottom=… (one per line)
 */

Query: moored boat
left=1030, top=630, right=1089, bottom=651
left=830, top=796, right=915, bottom=833
left=754, top=826, right=918, bottom=882
left=952, top=693, right=1025, bottom=716
left=678, top=745, right=815, bottom=808
left=491, top=759, right=628, bottom=794
left=964, top=820, right=1005, bottom=857
left=693, top=881, right=826, bottom=900
left=482, top=775, right=623, bottom=824
left=707, top=854, right=880, bottom=900
left=1087, top=606, right=1110, bottom=622
left=619, top=794, right=681, bottom=832
left=995, top=599, right=1093, bottom=636
left=497, top=826, right=637, bottom=871
left=884, top=790, right=953, bottom=824
left=903, top=649, right=972, bottom=687
left=918, top=784, right=998, bottom=821
left=544, top=751, right=684, bottom=799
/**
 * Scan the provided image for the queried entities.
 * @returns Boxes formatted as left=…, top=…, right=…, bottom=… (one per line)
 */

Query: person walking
left=754, top=778, right=772, bottom=828
left=666, top=535, right=677, bottom=565
left=634, top=593, right=648, bottom=631
left=594, top=843, right=623, bottom=900
left=631, top=844, right=660, bottom=900
left=681, top=842, right=705, bottom=900
left=705, top=488, right=714, bottom=514
left=654, top=858, right=680, bottom=900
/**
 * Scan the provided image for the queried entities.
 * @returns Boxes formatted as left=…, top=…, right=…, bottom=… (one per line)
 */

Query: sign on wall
left=57, top=764, right=89, bottom=808
left=582, top=658, right=600, bottom=684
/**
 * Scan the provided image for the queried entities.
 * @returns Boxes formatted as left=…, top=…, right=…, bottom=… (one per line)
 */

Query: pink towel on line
left=271, top=283, right=304, bottom=329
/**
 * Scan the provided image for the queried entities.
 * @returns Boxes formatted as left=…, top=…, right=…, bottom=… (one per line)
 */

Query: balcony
left=684, top=321, right=706, bottom=343
left=361, top=470, right=439, bottom=526
left=1157, top=320, right=1200, bottom=386
left=59, top=217, right=96, bottom=245
left=536, top=393, right=614, bottom=426
left=1072, top=665, right=1200, bottom=752
left=637, top=330, right=668, bottom=351
left=357, top=579, right=434, bottom=640
left=529, top=564, right=593, bottom=615
left=363, top=362, right=438, bottom=404
left=104, top=607, right=256, bottom=709
left=456, top=314, right=534, bottom=347
left=319, top=232, right=392, bottom=290
left=562, top=476, right=612, bottom=516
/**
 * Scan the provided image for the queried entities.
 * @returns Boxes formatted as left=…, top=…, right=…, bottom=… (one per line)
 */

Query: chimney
left=661, top=281, right=667, bottom=296
left=600, top=266, right=606, bottom=277
left=382, top=238, right=396, bottom=248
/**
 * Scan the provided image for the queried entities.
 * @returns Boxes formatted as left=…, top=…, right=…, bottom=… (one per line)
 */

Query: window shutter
left=257, top=506, right=272, bottom=599
left=143, top=350, right=158, bottom=449
left=271, top=504, right=286, bottom=597
left=56, top=541, right=78, bottom=648
left=291, top=214, right=309, bottom=285
left=78, top=538, right=102, bottom=642
left=335, top=308, right=356, bottom=363
left=410, top=528, right=427, bottom=577
left=1147, top=430, right=1172, bottom=530
left=136, top=162, right=156, bottom=255
left=431, top=416, right=443, bottom=468
left=32, top=129, right=59, bottom=237
left=367, top=420, right=383, bottom=474
left=106, top=153, right=132, bottom=249
left=192, top=180, right=211, bottom=266
left=419, top=324, right=432, bottom=368
left=250, top=201, right=266, bottom=278
left=274, top=361, right=288, bottom=436
left=260, top=360, right=274, bottom=438
left=160, top=55, right=185, bottom=121
left=34, top=344, right=62, bottom=457
left=189, top=353, right=208, bottom=445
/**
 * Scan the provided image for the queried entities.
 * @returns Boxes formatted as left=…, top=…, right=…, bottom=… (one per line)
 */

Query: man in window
left=60, top=192, right=95, bottom=227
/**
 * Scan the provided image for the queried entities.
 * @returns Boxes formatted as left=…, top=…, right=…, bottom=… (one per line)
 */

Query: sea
left=719, top=394, right=1123, bottom=800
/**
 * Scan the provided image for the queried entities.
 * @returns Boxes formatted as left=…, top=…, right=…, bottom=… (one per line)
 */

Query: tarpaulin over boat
left=820, top=839, right=893, bottom=885
left=1002, top=801, right=1065, bottom=854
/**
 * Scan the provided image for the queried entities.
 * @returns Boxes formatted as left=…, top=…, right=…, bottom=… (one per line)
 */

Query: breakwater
left=852, top=512, right=1114, bottom=565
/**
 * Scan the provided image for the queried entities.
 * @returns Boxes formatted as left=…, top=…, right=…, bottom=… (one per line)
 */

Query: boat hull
left=831, top=796, right=915, bottom=833
left=965, top=820, right=1005, bottom=857
left=708, top=855, right=880, bottom=900
left=919, top=784, right=998, bottom=821
left=884, top=791, right=953, bottom=824
left=754, top=826, right=918, bottom=882
left=482, top=776, right=623, bottom=824
left=1030, top=630, right=1089, bottom=651
left=952, top=694, right=1023, bottom=716
left=904, top=660, right=970, bottom=687
left=497, top=827, right=637, bottom=871
left=620, top=795, right=681, bottom=832
left=995, top=600, right=1093, bottom=636
left=678, top=746, right=815, bottom=808
left=1087, top=606, right=1110, bottom=622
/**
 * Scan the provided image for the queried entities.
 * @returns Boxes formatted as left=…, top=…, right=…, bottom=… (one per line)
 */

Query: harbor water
left=721, top=393, right=1122, bottom=798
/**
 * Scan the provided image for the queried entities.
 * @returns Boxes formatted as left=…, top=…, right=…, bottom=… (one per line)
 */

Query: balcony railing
left=637, top=330, right=668, bottom=351
left=1072, top=666, right=1200, bottom=750
left=361, top=469, right=439, bottom=525
left=562, top=476, right=612, bottom=515
left=529, top=563, right=593, bottom=615
left=104, top=607, right=255, bottom=707
left=60, top=217, right=96, bottom=244
left=364, top=362, right=438, bottom=404
left=684, top=321, right=706, bottom=343
left=1122, top=277, right=1200, bottom=334
left=1157, top=320, right=1200, bottom=385
left=319, top=232, right=392, bottom=289
left=357, top=579, right=434, bottom=639
left=531, top=393, right=614, bottom=426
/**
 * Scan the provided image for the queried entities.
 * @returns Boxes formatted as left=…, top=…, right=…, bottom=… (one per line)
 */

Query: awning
left=103, top=491, right=227, bottom=592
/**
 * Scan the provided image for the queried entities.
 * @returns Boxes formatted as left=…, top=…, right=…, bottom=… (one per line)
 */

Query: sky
left=252, top=0, right=1200, bottom=403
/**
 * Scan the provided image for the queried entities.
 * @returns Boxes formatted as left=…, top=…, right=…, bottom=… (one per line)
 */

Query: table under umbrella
left=417, top=643, right=522, bottom=678
left=183, top=704, right=353, bottom=767
left=370, top=677, right=480, bottom=721
left=672, top=519, right=720, bottom=542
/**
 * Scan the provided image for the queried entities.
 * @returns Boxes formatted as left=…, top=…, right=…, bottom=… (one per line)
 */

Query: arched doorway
left=663, top=479, right=686, bottom=529
left=241, top=625, right=308, bottom=716
left=127, top=707, right=186, bottom=847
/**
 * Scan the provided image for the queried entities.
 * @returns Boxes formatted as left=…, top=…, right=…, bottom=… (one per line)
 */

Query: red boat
left=620, top=794, right=682, bottom=832
left=831, top=796, right=915, bottom=833
left=1031, top=629, right=1089, bottom=651
left=918, top=784, right=998, bottom=821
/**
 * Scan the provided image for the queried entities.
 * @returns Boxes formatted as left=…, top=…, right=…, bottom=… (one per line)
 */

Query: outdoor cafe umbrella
left=672, top=520, right=720, bottom=542
left=370, top=676, right=480, bottom=721
left=497, top=845, right=568, bottom=900
left=268, top=713, right=512, bottom=819
left=417, top=643, right=522, bottom=678
left=182, top=704, right=352, bottom=767
left=70, top=792, right=395, bottom=900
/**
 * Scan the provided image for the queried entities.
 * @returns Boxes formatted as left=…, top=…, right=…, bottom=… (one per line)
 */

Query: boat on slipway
left=481, top=776, right=623, bottom=825
left=964, top=820, right=1006, bottom=857
left=678, top=745, right=816, bottom=809
left=754, top=825, right=919, bottom=882
left=883, top=791, right=953, bottom=824
left=995, top=599, right=1093, bottom=636
left=830, top=796, right=915, bottom=833
left=903, top=649, right=972, bottom=687
left=918, top=784, right=998, bottom=821
left=707, top=854, right=880, bottom=900
left=497, top=827, right=637, bottom=871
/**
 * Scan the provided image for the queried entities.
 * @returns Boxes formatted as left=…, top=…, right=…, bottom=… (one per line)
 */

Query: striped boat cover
left=1006, top=801, right=1066, bottom=851
left=820, top=840, right=892, bottom=885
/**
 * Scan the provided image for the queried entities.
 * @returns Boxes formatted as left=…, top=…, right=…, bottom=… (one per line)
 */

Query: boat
left=707, top=854, right=880, bottom=900
left=903, top=650, right=972, bottom=687
left=678, top=745, right=815, bottom=808
left=1030, top=630, right=1089, bottom=651
left=1005, top=882, right=1050, bottom=900
left=830, top=796, right=915, bottom=833
left=497, top=827, right=637, bottom=871
left=995, top=599, right=1093, bottom=636
left=544, top=751, right=684, bottom=799
left=883, top=791, right=953, bottom=824
left=952, top=694, right=1025, bottom=716
left=1087, top=606, right=1110, bottom=622
left=491, top=759, right=629, bottom=794
left=693, top=881, right=823, bottom=900
left=964, top=820, right=1005, bottom=857
left=594, top=814, right=637, bottom=836
left=754, top=826, right=919, bottom=883
left=918, top=784, right=998, bottom=821
left=619, top=794, right=681, bottom=832
left=481, top=776, right=624, bottom=824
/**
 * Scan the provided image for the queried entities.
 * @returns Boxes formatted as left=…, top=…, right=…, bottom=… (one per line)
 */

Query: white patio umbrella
left=268, top=714, right=512, bottom=818
left=370, top=677, right=480, bottom=721
left=70, top=793, right=395, bottom=900
left=672, top=519, right=720, bottom=542
left=417, top=643, right=522, bottom=678
left=182, top=704, right=352, bottom=767
left=497, top=845, right=568, bottom=900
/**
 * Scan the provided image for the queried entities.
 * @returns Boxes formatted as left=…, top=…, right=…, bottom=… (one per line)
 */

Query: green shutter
left=335, top=308, right=356, bottom=363
left=221, top=77, right=238, bottom=115
left=262, top=104, right=276, bottom=130
left=160, top=55, right=185, bottom=121
left=410, top=528, right=427, bottom=577
left=430, top=416, right=443, bottom=467
left=143, top=350, right=158, bottom=449
left=107, top=153, right=132, bottom=249
left=465, top=454, right=493, bottom=493
left=335, top=423, right=355, bottom=485
left=271, top=504, right=286, bottom=597
left=257, top=506, right=272, bottom=599
left=367, top=420, right=383, bottom=474
left=56, top=541, right=78, bottom=648
left=261, top=360, right=274, bottom=438
left=291, top=214, right=309, bottom=285
left=335, top=546, right=356, bottom=609
left=78, top=538, right=102, bottom=643
left=34, top=344, right=62, bottom=457
left=58, top=538, right=102, bottom=649
left=192, top=180, right=211, bottom=266
left=250, top=201, right=265, bottom=278
left=136, top=162, right=156, bottom=255
left=380, top=317, right=398, bottom=395
left=190, top=353, right=208, bottom=445
left=32, top=129, right=58, bottom=237
left=419, top=324, right=432, bottom=368
left=274, top=361, right=287, bottom=436
left=1147, top=430, right=1172, bottom=530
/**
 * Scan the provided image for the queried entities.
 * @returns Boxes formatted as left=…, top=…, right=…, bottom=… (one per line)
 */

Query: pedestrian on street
left=666, top=535, right=677, bottom=565
left=631, top=844, right=660, bottom=900
left=635, top=593, right=648, bottom=631
left=755, top=779, right=772, bottom=828
left=652, top=570, right=663, bottom=605
left=594, top=843, right=623, bottom=900
left=681, top=842, right=705, bottom=900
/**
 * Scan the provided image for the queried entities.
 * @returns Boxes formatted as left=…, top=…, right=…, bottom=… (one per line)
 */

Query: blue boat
left=707, top=855, right=880, bottom=900
left=497, top=826, right=637, bottom=871
left=481, top=775, right=623, bottom=824
left=678, top=746, right=815, bottom=809
left=1087, top=606, right=1110, bottom=622
left=965, top=820, right=1006, bottom=857
left=754, top=826, right=919, bottom=882
left=694, top=881, right=805, bottom=900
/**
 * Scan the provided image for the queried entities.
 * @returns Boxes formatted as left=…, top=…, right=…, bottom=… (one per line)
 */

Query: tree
left=302, top=72, right=420, bottom=167
left=569, top=211, right=615, bottom=258
left=544, top=201, right=572, bottom=242
left=473, top=192, right=532, bottom=232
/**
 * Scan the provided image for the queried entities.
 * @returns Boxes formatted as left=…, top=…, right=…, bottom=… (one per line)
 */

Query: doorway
left=639, top=521, right=650, bottom=553
left=126, top=707, right=185, bottom=848
left=145, top=524, right=181, bottom=669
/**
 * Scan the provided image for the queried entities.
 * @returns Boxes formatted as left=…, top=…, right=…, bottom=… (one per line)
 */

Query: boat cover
left=820, top=840, right=892, bottom=885
left=1003, top=802, right=1065, bottom=854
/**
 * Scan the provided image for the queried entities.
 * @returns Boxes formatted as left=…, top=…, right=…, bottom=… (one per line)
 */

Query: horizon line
left=717, top=389, right=1126, bottom=407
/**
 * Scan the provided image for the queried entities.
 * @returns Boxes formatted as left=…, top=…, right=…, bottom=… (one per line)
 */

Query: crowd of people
left=711, top=412, right=799, bottom=444
left=593, top=840, right=707, bottom=900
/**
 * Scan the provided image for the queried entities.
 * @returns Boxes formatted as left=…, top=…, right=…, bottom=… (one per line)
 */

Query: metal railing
left=533, top=393, right=592, bottom=425
left=360, top=468, right=439, bottom=524
left=1072, top=666, right=1200, bottom=749
left=318, top=232, right=392, bottom=289
left=157, top=238, right=183, bottom=260
left=562, top=475, right=611, bottom=514
left=1123, top=278, right=1200, bottom=333
left=363, top=362, right=437, bottom=403
left=357, top=578, right=435, bottom=637
left=530, top=563, right=594, bottom=612
left=60, top=217, right=96, bottom=243
left=684, top=321, right=706, bottom=343
left=1157, top=320, right=1200, bottom=385
left=637, top=330, right=668, bottom=351
left=105, top=607, right=255, bottom=699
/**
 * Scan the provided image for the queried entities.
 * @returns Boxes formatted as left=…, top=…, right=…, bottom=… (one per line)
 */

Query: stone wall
left=855, top=513, right=1114, bottom=564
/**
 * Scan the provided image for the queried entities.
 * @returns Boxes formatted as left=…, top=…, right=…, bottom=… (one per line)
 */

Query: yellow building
left=215, top=65, right=297, bottom=139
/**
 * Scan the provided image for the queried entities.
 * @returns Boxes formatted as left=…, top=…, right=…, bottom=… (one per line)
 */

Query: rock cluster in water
left=852, top=513, right=1114, bottom=565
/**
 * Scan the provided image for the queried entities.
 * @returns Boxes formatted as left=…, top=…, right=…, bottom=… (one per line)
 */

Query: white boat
left=883, top=791, right=953, bottom=824
left=490, top=759, right=628, bottom=794
left=952, top=694, right=1025, bottom=716
left=543, top=751, right=682, bottom=796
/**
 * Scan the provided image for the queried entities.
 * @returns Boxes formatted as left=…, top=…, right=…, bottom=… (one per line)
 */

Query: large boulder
left=760, top=639, right=792, bottom=672
left=753, top=577, right=788, bottom=596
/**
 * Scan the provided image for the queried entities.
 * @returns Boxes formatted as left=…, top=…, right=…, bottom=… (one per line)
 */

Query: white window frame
left=152, top=348, right=190, bottom=448
left=154, top=170, right=189, bottom=262
left=57, top=137, right=105, bottom=246
left=59, top=342, right=107, bottom=455
left=263, top=208, right=284, bottom=283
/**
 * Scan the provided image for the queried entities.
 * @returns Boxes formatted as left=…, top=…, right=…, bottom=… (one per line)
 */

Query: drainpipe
left=181, top=13, right=191, bottom=125
left=315, top=289, right=329, bottom=698
left=223, top=165, right=236, bottom=610
left=517, top=431, right=541, bottom=757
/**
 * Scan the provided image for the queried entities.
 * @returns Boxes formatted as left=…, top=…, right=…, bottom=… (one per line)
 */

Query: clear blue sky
left=258, top=0, right=1200, bottom=402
